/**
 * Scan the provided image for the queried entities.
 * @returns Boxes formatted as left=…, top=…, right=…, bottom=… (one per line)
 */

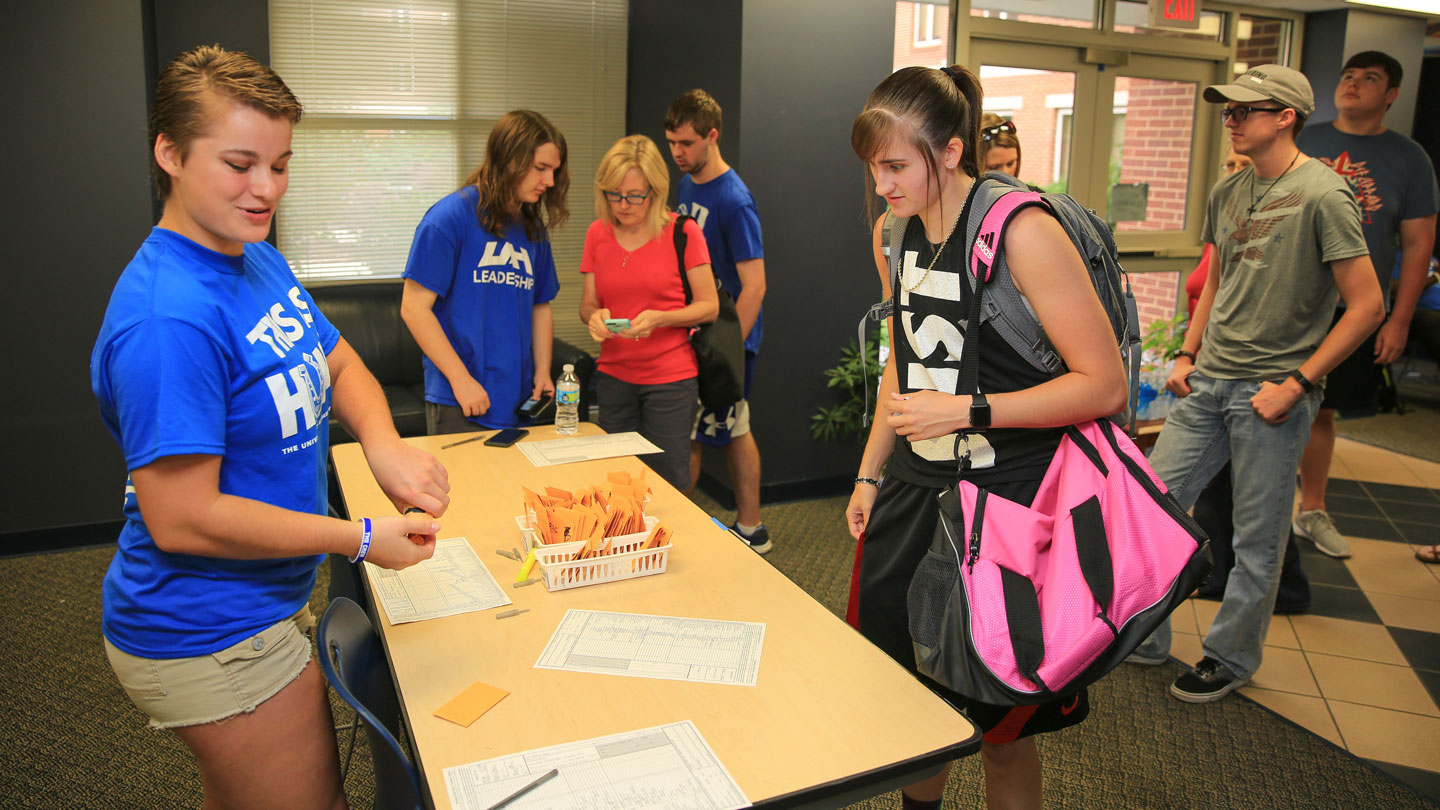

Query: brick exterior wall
left=973, top=71, right=1074, bottom=187
left=1114, top=77, right=1195, bottom=234
left=1236, top=18, right=1287, bottom=71
left=1132, top=270, right=1183, bottom=331
left=894, top=2, right=949, bottom=71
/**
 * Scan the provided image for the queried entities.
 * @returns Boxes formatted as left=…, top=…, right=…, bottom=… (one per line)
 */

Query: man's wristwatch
left=1288, top=369, right=1315, bottom=393
left=969, top=391, right=991, bottom=432
left=1171, top=349, right=1197, bottom=363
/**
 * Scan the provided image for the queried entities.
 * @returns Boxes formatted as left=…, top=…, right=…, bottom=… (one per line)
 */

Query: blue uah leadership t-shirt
left=677, top=170, right=765, bottom=354
left=91, top=228, right=340, bottom=658
left=403, top=186, right=560, bottom=428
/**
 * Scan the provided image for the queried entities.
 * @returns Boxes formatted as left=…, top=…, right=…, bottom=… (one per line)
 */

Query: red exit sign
left=1148, top=0, right=1201, bottom=29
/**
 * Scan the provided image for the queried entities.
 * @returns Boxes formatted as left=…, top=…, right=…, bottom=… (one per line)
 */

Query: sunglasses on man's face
left=981, top=121, right=1017, bottom=141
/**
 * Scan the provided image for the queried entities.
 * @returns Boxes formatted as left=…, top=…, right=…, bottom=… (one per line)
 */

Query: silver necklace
left=904, top=209, right=964, bottom=292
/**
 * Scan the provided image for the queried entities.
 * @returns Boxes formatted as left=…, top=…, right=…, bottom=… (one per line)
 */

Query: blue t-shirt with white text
left=403, top=187, right=560, bottom=427
left=677, top=170, right=765, bottom=353
left=91, top=228, right=339, bottom=658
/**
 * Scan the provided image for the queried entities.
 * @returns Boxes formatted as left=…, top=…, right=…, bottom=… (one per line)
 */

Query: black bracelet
left=1289, top=369, right=1315, bottom=393
left=1171, top=349, right=1197, bottom=363
left=854, top=477, right=881, bottom=488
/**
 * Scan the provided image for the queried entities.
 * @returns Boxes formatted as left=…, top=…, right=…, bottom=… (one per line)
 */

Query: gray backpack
left=859, top=172, right=1142, bottom=433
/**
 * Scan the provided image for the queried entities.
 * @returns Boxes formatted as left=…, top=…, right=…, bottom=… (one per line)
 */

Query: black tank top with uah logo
left=886, top=208, right=1064, bottom=490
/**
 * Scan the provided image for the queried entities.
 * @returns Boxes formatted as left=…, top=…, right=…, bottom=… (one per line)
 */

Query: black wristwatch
left=1288, top=369, right=1315, bottom=393
left=969, top=391, right=991, bottom=432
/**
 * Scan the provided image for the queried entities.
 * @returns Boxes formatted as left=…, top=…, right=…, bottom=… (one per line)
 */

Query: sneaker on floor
left=1292, top=509, right=1352, bottom=559
left=1170, top=657, right=1248, bottom=703
left=730, top=523, right=773, bottom=555
left=1124, top=650, right=1169, bottom=666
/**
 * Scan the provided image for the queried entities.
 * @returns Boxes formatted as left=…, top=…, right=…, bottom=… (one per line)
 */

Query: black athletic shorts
left=1321, top=308, right=1385, bottom=414
left=851, top=475, right=1090, bottom=744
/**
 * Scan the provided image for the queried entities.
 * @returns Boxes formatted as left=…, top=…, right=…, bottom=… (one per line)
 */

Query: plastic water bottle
left=555, top=364, right=580, bottom=435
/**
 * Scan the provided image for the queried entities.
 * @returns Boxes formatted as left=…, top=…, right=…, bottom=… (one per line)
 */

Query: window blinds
left=270, top=0, right=626, bottom=347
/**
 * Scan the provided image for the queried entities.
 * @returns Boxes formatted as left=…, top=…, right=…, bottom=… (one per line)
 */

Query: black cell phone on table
left=515, top=393, right=554, bottom=420
left=484, top=428, right=529, bottom=447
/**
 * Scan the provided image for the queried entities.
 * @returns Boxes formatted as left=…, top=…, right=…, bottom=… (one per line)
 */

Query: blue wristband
left=350, top=518, right=372, bottom=564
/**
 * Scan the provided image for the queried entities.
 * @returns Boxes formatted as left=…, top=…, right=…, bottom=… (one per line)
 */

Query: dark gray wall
left=1302, top=9, right=1425, bottom=136
left=2, top=2, right=153, bottom=533
left=1302, top=10, right=1348, bottom=127
left=154, top=0, right=271, bottom=67
left=2, top=1, right=270, bottom=535
left=628, top=0, right=894, bottom=495
left=627, top=0, right=743, bottom=208
left=737, top=0, right=894, bottom=490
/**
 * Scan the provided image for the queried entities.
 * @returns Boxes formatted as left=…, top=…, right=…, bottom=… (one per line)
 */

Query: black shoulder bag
left=673, top=215, right=746, bottom=409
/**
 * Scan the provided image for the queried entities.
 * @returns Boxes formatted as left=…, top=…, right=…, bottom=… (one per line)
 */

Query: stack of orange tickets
left=521, top=471, right=668, bottom=564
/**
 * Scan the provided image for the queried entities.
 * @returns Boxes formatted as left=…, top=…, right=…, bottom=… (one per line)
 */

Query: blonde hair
left=594, top=135, right=670, bottom=236
left=149, top=45, right=303, bottom=200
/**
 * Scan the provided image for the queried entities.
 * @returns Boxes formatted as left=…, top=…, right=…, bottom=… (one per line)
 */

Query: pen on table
left=441, top=433, right=488, bottom=450
left=483, top=768, right=559, bottom=810
left=710, top=516, right=744, bottom=540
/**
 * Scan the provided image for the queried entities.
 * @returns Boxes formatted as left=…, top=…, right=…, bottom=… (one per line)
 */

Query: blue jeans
left=1134, top=372, right=1321, bottom=679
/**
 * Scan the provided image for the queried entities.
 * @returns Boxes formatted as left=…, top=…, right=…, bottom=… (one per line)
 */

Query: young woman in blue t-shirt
left=401, top=110, right=570, bottom=433
left=91, top=46, right=451, bottom=810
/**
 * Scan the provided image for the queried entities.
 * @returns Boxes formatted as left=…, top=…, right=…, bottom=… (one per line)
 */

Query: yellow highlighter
left=515, top=548, right=538, bottom=584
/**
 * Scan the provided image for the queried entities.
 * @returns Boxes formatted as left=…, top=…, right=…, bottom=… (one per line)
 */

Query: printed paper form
left=516, top=432, right=663, bottom=467
left=535, top=610, right=765, bottom=686
left=443, top=720, right=749, bottom=810
left=368, top=537, right=511, bottom=625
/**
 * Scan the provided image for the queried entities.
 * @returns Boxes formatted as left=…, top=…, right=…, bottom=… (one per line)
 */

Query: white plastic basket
left=536, top=542, right=671, bottom=591
left=512, top=514, right=668, bottom=591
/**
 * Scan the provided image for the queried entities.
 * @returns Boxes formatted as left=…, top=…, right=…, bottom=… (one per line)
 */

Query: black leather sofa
left=307, top=280, right=595, bottom=445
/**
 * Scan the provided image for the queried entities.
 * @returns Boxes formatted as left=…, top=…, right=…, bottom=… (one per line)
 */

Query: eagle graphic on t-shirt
left=1224, top=190, right=1303, bottom=266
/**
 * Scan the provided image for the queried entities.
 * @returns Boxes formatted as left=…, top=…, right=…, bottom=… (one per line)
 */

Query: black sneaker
left=730, top=523, right=773, bottom=554
left=1170, top=657, right=1248, bottom=703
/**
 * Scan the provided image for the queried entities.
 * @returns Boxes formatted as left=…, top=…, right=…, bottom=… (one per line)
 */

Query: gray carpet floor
left=4, top=398, right=1440, bottom=809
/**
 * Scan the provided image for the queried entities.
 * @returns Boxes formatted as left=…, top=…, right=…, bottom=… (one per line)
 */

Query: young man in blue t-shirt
left=1293, top=51, right=1439, bottom=559
left=665, top=90, right=772, bottom=553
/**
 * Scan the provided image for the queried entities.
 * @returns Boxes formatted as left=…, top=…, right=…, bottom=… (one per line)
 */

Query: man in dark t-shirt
left=1293, top=51, right=1439, bottom=560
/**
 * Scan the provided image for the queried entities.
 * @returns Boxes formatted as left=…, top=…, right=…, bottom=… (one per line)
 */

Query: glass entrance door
left=970, top=40, right=1219, bottom=253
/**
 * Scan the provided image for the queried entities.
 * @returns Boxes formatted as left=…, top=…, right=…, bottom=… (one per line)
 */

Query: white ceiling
left=1234, top=0, right=1438, bottom=20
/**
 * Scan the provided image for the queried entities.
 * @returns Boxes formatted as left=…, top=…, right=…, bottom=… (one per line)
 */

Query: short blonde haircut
left=594, top=135, right=670, bottom=237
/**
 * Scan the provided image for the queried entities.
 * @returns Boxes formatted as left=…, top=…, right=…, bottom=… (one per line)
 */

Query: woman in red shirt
left=579, top=135, right=719, bottom=489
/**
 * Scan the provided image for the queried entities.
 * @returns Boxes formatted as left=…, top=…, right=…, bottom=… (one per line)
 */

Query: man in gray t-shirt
left=1291, top=51, right=1440, bottom=560
left=1132, top=65, right=1384, bottom=705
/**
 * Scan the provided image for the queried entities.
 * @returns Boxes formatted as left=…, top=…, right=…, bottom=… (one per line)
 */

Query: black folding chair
left=318, top=597, right=423, bottom=810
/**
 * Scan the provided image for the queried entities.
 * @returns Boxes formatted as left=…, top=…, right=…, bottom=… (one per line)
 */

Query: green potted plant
left=811, top=327, right=886, bottom=442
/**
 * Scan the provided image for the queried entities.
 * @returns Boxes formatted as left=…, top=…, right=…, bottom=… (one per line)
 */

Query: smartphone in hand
left=484, top=428, right=529, bottom=447
left=515, top=393, right=554, bottom=420
left=604, top=318, right=631, bottom=333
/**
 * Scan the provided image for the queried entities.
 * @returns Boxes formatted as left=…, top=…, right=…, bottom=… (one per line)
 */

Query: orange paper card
left=434, top=681, right=509, bottom=727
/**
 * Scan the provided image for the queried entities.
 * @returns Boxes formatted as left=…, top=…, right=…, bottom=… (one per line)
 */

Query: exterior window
left=895, top=1, right=949, bottom=70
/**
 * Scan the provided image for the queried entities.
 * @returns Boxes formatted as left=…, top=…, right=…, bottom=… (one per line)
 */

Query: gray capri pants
left=594, top=371, right=699, bottom=491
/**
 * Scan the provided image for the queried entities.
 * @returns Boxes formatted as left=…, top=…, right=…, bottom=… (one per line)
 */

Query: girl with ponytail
left=845, top=65, right=1127, bottom=810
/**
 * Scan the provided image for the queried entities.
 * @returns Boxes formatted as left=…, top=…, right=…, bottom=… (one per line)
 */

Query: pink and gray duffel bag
left=907, top=418, right=1211, bottom=706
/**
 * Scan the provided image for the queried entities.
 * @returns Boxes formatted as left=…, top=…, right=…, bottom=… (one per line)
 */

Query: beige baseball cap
left=1203, top=64, right=1315, bottom=118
